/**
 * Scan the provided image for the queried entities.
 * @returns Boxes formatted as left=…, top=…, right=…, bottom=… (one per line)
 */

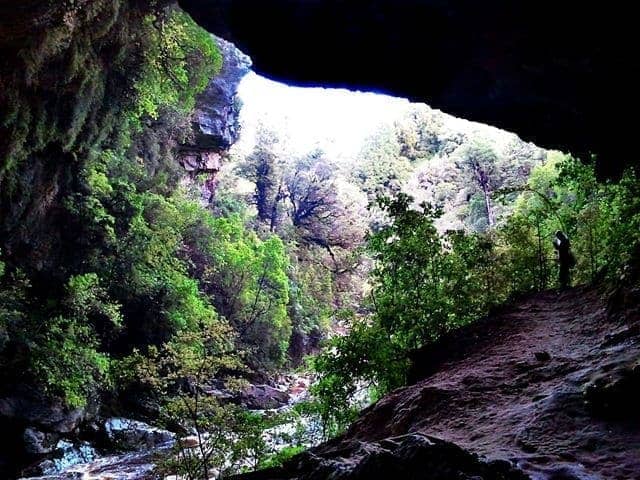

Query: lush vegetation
left=310, top=154, right=640, bottom=434
left=2, top=5, right=639, bottom=476
left=0, top=4, right=310, bottom=477
left=0, top=3, right=260, bottom=416
left=197, top=104, right=640, bottom=443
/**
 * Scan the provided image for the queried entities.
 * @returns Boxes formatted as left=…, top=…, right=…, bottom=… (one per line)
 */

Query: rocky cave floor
left=241, top=285, right=640, bottom=480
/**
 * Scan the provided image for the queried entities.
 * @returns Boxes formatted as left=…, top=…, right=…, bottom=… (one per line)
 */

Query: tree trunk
left=473, top=161, right=494, bottom=227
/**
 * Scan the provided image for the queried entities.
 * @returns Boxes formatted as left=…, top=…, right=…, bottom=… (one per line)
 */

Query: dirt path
left=331, top=287, right=640, bottom=479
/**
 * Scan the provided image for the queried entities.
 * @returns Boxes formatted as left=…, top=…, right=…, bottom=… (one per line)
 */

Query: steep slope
left=239, top=286, right=640, bottom=479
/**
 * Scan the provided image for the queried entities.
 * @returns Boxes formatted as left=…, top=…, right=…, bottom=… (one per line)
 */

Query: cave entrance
left=217, top=71, right=549, bottom=235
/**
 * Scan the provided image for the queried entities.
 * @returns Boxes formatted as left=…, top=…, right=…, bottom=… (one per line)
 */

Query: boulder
left=179, top=435, right=200, bottom=448
left=229, top=433, right=529, bottom=480
left=104, top=417, right=175, bottom=451
left=22, top=428, right=59, bottom=455
left=19, top=473, right=83, bottom=480
left=0, top=389, right=87, bottom=434
left=20, top=440, right=96, bottom=478
left=241, top=384, right=290, bottom=410
left=584, top=358, right=640, bottom=418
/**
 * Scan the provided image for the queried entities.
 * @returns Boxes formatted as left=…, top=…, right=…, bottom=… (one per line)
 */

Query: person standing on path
left=553, top=230, right=574, bottom=289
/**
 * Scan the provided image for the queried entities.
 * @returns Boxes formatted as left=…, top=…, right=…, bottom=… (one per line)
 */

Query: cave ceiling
left=179, top=0, right=635, bottom=178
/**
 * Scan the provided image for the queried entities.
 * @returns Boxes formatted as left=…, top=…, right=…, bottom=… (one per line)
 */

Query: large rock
left=19, top=473, right=83, bottom=480
left=178, top=35, right=251, bottom=200
left=179, top=35, right=251, bottom=175
left=22, top=428, right=59, bottom=455
left=0, top=390, right=86, bottom=434
left=584, top=358, right=640, bottom=418
left=27, top=440, right=96, bottom=478
left=194, top=35, right=252, bottom=150
left=241, top=384, right=290, bottom=410
left=230, top=433, right=529, bottom=480
left=266, top=287, right=640, bottom=479
left=104, top=417, right=175, bottom=451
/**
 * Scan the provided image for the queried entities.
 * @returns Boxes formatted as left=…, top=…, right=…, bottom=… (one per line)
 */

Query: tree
left=454, top=141, right=499, bottom=230
left=313, top=193, right=460, bottom=407
left=181, top=210, right=291, bottom=369
left=495, top=153, right=640, bottom=289
left=237, top=127, right=287, bottom=232
left=311, top=191, right=526, bottom=429
left=286, top=151, right=336, bottom=230
left=353, top=126, right=412, bottom=200
left=120, top=321, right=252, bottom=479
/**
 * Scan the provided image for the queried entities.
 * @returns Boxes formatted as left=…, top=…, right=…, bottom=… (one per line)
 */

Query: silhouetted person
left=553, top=231, right=574, bottom=289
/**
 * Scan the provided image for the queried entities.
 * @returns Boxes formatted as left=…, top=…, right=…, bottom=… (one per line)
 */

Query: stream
left=19, top=375, right=319, bottom=480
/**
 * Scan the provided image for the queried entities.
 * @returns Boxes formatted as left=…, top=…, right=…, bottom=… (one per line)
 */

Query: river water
left=20, top=375, right=318, bottom=480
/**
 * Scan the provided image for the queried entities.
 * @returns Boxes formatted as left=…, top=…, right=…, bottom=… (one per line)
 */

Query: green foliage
left=154, top=323, right=250, bottom=479
left=313, top=154, right=640, bottom=435
left=0, top=267, right=29, bottom=356
left=232, top=134, right=368, bottom=365
left=452, top=141, right=499, bottom=229
left=236, top=127, right=286, bottom=229
left=259, top=445, right=306, bottom=470
left=309, top=318, right=381, bottom=436
left=354, top=126, right=413, bottom=200
left=130, top=9, right=222, bottom=125
left=182, top=208, right=292, bottom=368
left=4, top=1, right=639, bottom=465
left=111, top=193, right=218, bottom=334
left=0, top=1, right=231, bottom=410
left=498, top=154, right=640, bottom=289
left=30, top=274, right=120, bottom=408
left=65, top=273, right=123, bottom=329
left=368, top=195, right=452, bottom=352
left=31, top=315, right=110, bottom=408
left=288, top=255, right=333, bottom=335
left=312, top=194, right=501, bottom=428
left=0, top=271, right=116, bottom=408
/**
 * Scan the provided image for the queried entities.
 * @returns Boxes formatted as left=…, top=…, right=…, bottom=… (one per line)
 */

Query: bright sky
left=234, top=72, right=412, bottom=159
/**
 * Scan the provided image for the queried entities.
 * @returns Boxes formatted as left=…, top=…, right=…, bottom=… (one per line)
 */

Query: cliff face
left=0, top=3, right=250, bottom=476
left=179, top=35, right=251, bottom=198
left=233, top=286, right=640, bottom=480
left=189, top=36, right=252, bottom=153
left=0, top=1, right=248, bottom=271
left=0, top=0, right=161, bottom=272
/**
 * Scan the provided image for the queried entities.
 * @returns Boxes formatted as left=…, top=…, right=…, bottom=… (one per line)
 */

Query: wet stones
left=104, top=417, right=175, bottom=451
left=240, top=384, right=290, bottom=410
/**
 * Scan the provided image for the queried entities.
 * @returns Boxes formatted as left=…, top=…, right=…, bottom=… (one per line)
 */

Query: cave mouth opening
left=233, top=72, right=412, bottom=160
left=218, top=69, right=551, bottom=235
left=232, top=70, right=543, bottom=166
left=180, top=0, right=632, bottom=179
